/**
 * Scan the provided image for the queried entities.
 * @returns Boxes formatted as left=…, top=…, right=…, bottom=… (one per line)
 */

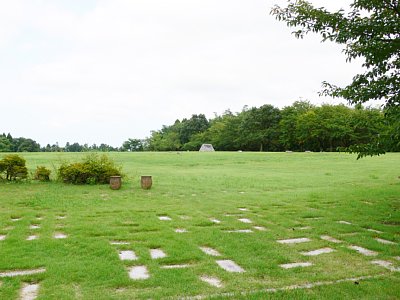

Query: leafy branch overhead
left=271, top=0, right=400, bottom=157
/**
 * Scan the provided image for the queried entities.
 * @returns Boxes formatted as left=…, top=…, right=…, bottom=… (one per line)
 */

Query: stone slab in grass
left=158, top=216, right=172, bottom=221
left=301, top=247, right=335, bottom=256
left=0, top=235, right=6, bottom=241
left=280, top=262, right=313, bottom=269
left=226, top=229, right=253, bottom=233
left=367, top=228, right=383, bottom=234
left=277, top=237, right=311, bottom=244
left=210, top=218, right=221, bottom=224
left=29, top=225, right=40, bottom=230
left=199, top=246, right=221, bottom=257
left=150, top=249, right=167, bottom=259
left=26, top=235, right=38, bottom=241
left=348, top=245, right=378, bottom=256
left=238, top=208, right=249, bottom=211
left=54, top=233, right=67, bottom=239
left=298, top=226, right=312, bottom=230
left=20, top=283, right=39, bottom=300
left=119, top=250, right=138, bottom=261
left=238, top=218, right=252, bottom=224
left=0, top=268, right=46, bottom=278
left=338, top=220, right=352, bottom=225
left=160, top=264, right=190, bottom=269
left=216, top=260, right=245, bottom=273
left=56, top=216, right=66, bottom=220
left=375, top=238, right=396, bottom=245
left=128, top=266, right=149, bottom=280
left=110, top=241, right=130, bottom=245
left=179, top=215, right=191, bottom=220
left=11, top=218, right=21, bottom=222
left=200, top=276, right=223, bottom=288
left=253, top=226, right=267, bottom=231
left=320, top=235, right=342, bottom=243
left=371, top=260, right=400, bottom=272
left=175, top=228, right=188, bottom=233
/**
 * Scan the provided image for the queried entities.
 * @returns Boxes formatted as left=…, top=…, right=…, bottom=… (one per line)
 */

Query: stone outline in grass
left=150, top=249, right=167, bottom=259
left=210, top=218, right=221, bottom=224
left=53, top=233, right=67, bottom=239
left=110, top=241, right=130, bottom=245
left=348, top=245, right=378, bottom=256
left=160, top=264, right=190, bottom=269
left=0, top=268, right=46, bottom=278
left=119, top=250, right=138, bottom=261
left=226, top=229, right=253, bottom=233
left=374, top=238, right=396, bottom=245
left=238, top=218, right=252, bottom=224
left=158, top=216, right=172, bottom=221
left=0, top=235, right=6, bottom=241
left=216, top=260, right=245, bottom=273
left=320, top=235, right=342, bottom=243
left=277, top=237, right=311, bottom=244
left=337, top=220, right=352, bottom=225
left=371, top=260, right=400, bottom=272
left=29, top=225, right=40, bottom=230
left=238, top=208, right=248, bottom=211
left=301, top=247, right=335, bottom=256
left=199, top=246, right=221, bottom=257
left=367, top=228, right=383, bottom=234
left=27, top=235, right=38, bottom=241
left=128, top=266, right=149, bottom=280
left=200, top=275, right=223, bottom=288
left=253, top=226, right=267, bottom=231
left=20, top=283, right=39, bottom=300
left=175, top=228, right=188, bottom=233
left=280, top=262, right=313, bottom=269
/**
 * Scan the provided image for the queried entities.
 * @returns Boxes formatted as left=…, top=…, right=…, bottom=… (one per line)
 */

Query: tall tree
left=271, top=0, right=400, bottom=157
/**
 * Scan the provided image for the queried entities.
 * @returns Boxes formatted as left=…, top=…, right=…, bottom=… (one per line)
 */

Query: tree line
left=1, top=101, right=398, bottom=153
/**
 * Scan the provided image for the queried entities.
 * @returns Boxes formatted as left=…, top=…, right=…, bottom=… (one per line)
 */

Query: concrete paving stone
left=338, top=221, right=352, bottom=225
left=150, top=249, right=167, bottom=259
left=0, top=268, right=46, bottom=278
left=128, top=266, right=149, bottom=280
left=301, top=247, right=335, bottom=256
left=200, top=276, right=223, bottom=288
left=238, top=218, right=252, bottom=224
left=280, top=262, right=313, bottom=269
left=238, top=208, right=248, bottom=211
left=20, top=283, right=39, bottom=300
left=158, top=216, right=172, bottom=221
left=175, top=228, right=188, bottom=233
left=277, top=238, right=311, bottom=244
left=54, top=233, right=67, bottom=239
left=29, top=225, right=40, bottom=230
left=0, top=235, right=6, bottom=241
left=119, top=250, right=138, bottom=261
left=110, top=241, right=130, bottom=245
left=26, top=235, right=38, bottom=241
left=199, top=246, right=221, bottom=257
left=375, top=238, right=396, bottom=245
left=226, top=229, right=253, bottom=233
left=371, top=260, right=400, bottom=272
left=367, top=228, right=383, bottom=234
left=320, top=235, right=342, bottom=243
left=160, top=264, right=190, bottom=269
left=253, top=226, right=266, bottom=231
left=210, top=218, right=221, bottom=224
left=216, top=260, right=245, bottom=273
left=348, top=245, right=378, bottom=256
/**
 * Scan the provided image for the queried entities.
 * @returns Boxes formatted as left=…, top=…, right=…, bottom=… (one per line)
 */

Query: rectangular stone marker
left=119, top=250, right=138, bottom=261
left=226, top=229, right=253, bottom=233
left=338, top=220, right=352, bottom=225
left=56, top=216, right=66, bottom=219
left=371, top=260, right=400, bottom=272
left=299, top=226, right=312, bottom=230
left=20, top=283, right=39, bottom=300
left=175, top=228, right=188, bottom=233
left=29, top=225, right=40, bottom=230
left=348, top=245, right=378, bottom=256
left=199, top=246, right=221, bottom=257
left=216, top=260, right=245, bottom=273
left=238, top=208, right=248, bottom=211
left=320, top=235, right=342, bottom=243
left=280, top=262, right=313, bottom=269
left=200, top=276, right=223, bottom=288
left=210, top=218, right=221, bottom=224
left=54, top=233, right=67, bottom=239
left=150, top=249, right=167, bottom=259
left=128, top=266, right=149, bottom=280
left=253, top=226, right=266, bottom=231
left=160, top=264, right=190, bottom=269
left=26, top=235, right=38, bottom=241
left=375, top=238, right=396, bottom=245
left=11, top=218, right=21, bottom=222
left=238, top=218, right=252, bottom=224
left=0, top=268, right=46, bottom=278
left=277, top=238, right=311, bottom=244
left=0, top=235, right=5, bottom=241
left=367, top=228, right=383, bottom=234
left=301, top=247, right=335, bottom=256
left=158, top=216, right=171, bottom=221
left=110, top=241, right=130, bottom=245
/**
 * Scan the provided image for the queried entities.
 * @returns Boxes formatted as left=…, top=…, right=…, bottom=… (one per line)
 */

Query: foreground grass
left=0, top=152, right=399, bottom=299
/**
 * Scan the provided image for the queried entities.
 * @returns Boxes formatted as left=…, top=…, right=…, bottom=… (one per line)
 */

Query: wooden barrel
left=110, top=176, right=122, bottom=190
left=141, top=175, right=152, bottom=189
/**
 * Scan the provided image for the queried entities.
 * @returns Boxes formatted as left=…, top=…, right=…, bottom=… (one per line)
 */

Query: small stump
left=141, top=175, right=152, bottom=190
left=110, top=176, right=122, bottom=190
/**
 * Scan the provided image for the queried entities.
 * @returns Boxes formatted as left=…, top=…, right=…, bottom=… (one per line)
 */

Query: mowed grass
left=0, top=152, right=399, bottom=299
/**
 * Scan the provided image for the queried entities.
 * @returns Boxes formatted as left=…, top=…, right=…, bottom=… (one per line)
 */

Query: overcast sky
left=0, top=0, right=363, bottom=147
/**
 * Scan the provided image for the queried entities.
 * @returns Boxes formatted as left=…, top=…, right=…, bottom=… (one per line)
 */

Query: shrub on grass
left=0, top=154, right=28, bottom=181
left=58, top=154, right=122, bottom=184
left=34, top=166, right=51, bottom=181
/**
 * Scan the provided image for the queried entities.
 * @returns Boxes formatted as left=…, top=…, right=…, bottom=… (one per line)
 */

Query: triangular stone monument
left=199, top=144, right=215, bottom=152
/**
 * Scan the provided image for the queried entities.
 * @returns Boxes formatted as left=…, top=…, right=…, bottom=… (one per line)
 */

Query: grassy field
left=0, top=152, right=399, bottom=299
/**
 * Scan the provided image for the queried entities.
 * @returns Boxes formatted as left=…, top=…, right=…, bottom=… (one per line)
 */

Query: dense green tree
left=271, top=0, right=400, bottom=157
left=122, top=139, right=144, bottom=151
left=0, top=137, right=12, bottom=152
left=0, top=154, right=28, bottom=181
left=179, top=114, right=210, bottom=145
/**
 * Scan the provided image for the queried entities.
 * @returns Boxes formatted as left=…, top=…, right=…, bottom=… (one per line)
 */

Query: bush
left=58, top=154, right=122, bottom=184
left=34, top=166, right=51, bottom=181
left=0, top=154, right=28, bottom=181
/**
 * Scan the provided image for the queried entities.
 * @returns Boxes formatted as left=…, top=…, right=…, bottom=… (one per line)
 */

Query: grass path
left=0, top=152, right=399, bottom=299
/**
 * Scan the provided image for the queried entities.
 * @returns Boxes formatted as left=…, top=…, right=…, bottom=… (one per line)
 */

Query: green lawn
left=0, top=152, right=399, bottom=299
